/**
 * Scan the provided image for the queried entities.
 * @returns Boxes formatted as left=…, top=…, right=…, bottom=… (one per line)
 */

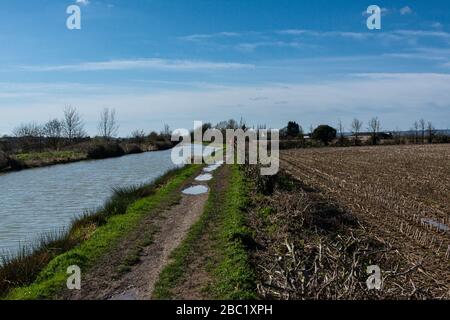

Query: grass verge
left=16, top=151, right=86, bottom=162
left=152, top=165, right=256, bottom=300
left=1, top=164, right=200, bottom=300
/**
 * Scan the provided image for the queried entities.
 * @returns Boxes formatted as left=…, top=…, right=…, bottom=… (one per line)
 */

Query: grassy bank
left=1, top=164, right=200, bottom=300
left=15, top=151, right=86, bottom=162
left=153, top=165, right=256, bottom=300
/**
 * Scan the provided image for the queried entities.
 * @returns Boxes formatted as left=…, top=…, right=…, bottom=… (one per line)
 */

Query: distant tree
left=227, top=119, right=238, bottom=130
left=413, top=121, right=419, bottom=144
left=148, top=131, right=159, bottom=142
left=368, top=117, right=381, bottom=145
left=312, top=125, right=337, bottom=145
left=98, top=108, right=119, bottom=140
left=12, top=122, right=44, bottom=151
left=161, top=124, right=171, bottom=137
left=13, top=122, right=42, bottom=138
left=392, top=127, right=402, bottom=144
left=419, top=119, right=426, bottom=144
left=43, top=119, right=63, bottom=150
left=351, top=118, right=363, bottom=146
left=62, top=106, right=85, bottom=143
left=427, top=121, right=436, bottom=144
left=131, top=129, right=146, bottom=145
left=338, top=120, right=346, bottom=145
left=238, top=117, right=247, bottom=130
left=286, top=121, right=300, bottom=138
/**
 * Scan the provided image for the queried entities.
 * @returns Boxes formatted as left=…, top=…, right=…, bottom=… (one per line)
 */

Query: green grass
left=3, top=164, right=200, bottom=300
left=210, top=165, right=256, bottom=299
left=16, top=151, right=86, bottom=162
left=153, top=165, right=256, bottom=300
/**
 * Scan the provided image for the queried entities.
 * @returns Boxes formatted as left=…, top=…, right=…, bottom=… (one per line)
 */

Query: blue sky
left=1, top=0, right=450, bottom=136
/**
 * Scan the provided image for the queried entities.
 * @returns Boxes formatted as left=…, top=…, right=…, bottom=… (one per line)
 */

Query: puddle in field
left=195, top=174, right=213, bottom=182
left=182, top=185, right=209, bottom=195
left=421, top=218, right=449, bottom=232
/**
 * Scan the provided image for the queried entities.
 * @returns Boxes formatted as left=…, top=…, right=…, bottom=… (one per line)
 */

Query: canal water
left=0, top=144, right=217, bottom=256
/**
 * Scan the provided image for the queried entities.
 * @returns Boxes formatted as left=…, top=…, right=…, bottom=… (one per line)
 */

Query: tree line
left=282, top=117, right=444, bottom=147
left=1, top=106, right=174, bottom=154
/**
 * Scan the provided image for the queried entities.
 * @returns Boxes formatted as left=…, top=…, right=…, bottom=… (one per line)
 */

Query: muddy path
left=63, top=167, right=212, bottom=300
left=170, top=165, right=231, bottom=299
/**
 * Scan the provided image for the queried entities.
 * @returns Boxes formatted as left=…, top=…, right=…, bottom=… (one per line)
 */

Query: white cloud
left=180, top=32, right=241, bottom=42
left=277, top=29, right=450, bottom=41
left=236, top=41, right=304, bottom=52
left=21, top=59, right=255, bottom=72
left=2, top=73, right=450, bottom=135
left=400, top=6, right=413, bottom=15
left=76, top=0, right=90, bottom=5
left=362, top=7, right=391, bottom=17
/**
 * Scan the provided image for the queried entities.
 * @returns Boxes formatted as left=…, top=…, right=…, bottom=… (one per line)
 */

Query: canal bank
left=1, top=164, right=203, bottom=299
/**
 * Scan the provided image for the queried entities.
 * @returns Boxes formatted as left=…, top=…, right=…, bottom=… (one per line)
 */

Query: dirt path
left=170, top=165, right=231, bottom=299
left=65, top=170, right=210, bottom=300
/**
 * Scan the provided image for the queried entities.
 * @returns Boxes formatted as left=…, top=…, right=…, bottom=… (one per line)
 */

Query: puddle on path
left=195, top=174, right=213, bottom=182
left=203, top=165, right=220, bottom=172
left=182, top=185, right=209, bottom=195
left=421, top=218, right=449, bottom=232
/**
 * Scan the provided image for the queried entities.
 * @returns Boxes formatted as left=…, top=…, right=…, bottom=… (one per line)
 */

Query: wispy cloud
left=180, top=32, right=241, bottom=42
left=76, top=0, right=90, bottom=6
left=21, top=59, right=255, bottom=72
left=278, top=29, right=450, bottom=40
left=236, top=41, right=305, bottom=52
left=362, top=7, right=391, bottom=17
left=400, top=6, right=413, bottom=15
left=2, top=73, right=450, bottom=135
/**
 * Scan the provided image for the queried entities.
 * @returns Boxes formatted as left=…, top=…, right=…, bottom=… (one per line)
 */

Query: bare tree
left=62, top=106, right=85, bottom=143
left=162, top=124, right=171, bottom=137
left=12, top=122, right=44, bottom=151
left=338, top=120, right=345, bottom=145
left=419, top=119, right=426, bottom=144
left=351, top=118, right=363, bottom=146
left=131, top=129, right=146, bottom=145
left=13, top=122, right=42, bottom=138
left=98, top=108, right=119, bottom=140
left=368, top=117, right=381, bottom=145
left=413, top=121, right=419, bottom=144
left=43, top=119, right=63, bottom=150
left=427, top=121, right=435, bottom=144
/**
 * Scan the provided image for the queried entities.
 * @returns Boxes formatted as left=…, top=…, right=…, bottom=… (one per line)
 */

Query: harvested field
left=275, top=144, right=450, bottom=299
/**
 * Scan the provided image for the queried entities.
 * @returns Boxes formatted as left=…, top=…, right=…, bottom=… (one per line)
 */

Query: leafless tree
left=413, top=121, right=419, bottom=144
left=351, top=118, right=363, bottom=146
left=368, top=117, right=381, bottom=145
left=43, top=119, right=63, bottom=150
left=62, top=106, right=85, bottom=143
left=131, top=129, right=146, bottom=145
left=98, top=108, right=119, bottom=140
left=12, top=122, right=44, bottom=151
left=162, top=124, right=171, bottom=137
left=13, top=122, right=42, bottom=138
left=419, top=119, right=426, bottom=144
left=338, top=120, right=345, bottom=145
left=427, top=121, right=436, bottom=144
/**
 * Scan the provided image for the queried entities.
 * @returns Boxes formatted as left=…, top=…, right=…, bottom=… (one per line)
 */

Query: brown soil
left=62, top=167, right=210, bottom=300
left=275, top=145, right=450, bottom=298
